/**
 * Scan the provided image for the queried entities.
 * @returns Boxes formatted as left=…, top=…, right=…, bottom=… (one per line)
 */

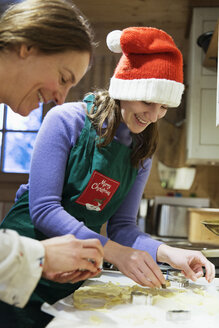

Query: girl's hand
left=157, top=244, right=215, bottom=283
left=104, top=240, right=166, bottom=288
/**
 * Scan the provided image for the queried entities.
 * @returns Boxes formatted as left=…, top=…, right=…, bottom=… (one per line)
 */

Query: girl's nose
left=147, top=104, right=161, bottom=123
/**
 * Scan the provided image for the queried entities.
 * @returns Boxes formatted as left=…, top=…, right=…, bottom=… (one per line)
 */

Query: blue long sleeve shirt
left=16, top=102, right=162, bottom=262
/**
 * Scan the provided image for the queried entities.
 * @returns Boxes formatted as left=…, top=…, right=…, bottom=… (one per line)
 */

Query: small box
left=188, top=208, right=219, bottom=246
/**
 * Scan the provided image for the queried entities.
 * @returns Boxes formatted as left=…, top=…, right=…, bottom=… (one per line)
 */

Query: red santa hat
left=106, top=27, right=184, bottom=108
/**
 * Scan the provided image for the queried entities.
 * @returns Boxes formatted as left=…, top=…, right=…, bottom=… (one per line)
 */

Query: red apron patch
left=76, top=170, right=120, bottom=211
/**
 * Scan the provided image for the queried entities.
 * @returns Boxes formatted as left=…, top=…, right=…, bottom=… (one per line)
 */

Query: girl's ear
left=19, top=44, right=35, bottom=59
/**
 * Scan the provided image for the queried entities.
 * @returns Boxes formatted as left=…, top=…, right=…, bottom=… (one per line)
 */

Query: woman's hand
left=157, top=244, right=215, bottom=283
left=41, top=235, right=104, bottom=282
left=103, top=240, right=166, bottom=288
left=42, top=269, right=101, bottom=284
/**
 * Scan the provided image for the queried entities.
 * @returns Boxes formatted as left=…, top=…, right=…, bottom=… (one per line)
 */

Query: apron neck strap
left=83, top=94, right=96, bottom=114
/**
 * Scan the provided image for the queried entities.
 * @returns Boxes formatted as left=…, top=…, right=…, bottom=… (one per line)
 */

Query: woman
left=0, top=0, right=104, bottom=326
left=1, top=26, right=215, bottom=326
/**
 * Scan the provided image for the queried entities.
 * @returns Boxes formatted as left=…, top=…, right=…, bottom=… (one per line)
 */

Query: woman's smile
left=6, top=47, right=90, bottom=116
left=37, top=91, right=44, bottom=104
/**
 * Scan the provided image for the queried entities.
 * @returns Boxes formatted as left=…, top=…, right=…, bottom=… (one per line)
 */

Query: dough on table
left=73, top=281, right=182, bottom=310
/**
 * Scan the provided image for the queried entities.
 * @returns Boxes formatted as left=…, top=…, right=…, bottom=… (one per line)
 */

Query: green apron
left=0, top=94, right=138, bottom=328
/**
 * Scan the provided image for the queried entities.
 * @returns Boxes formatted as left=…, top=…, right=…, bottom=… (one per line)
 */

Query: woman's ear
left=19, top=44, right=35, bottom=59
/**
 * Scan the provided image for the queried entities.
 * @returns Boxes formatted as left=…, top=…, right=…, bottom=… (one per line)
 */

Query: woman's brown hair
left=0, top=0, right=95, bottom=56
left=87, top=90, right=159, bottom=168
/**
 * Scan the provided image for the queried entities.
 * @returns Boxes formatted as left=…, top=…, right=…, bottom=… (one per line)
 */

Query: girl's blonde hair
left=87, top=90, right=159, bottom=168
left=0, top=0, right=95, bottom=56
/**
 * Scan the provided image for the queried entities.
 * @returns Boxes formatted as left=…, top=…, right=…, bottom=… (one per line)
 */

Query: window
left=0, top=104, right=43, bottom=173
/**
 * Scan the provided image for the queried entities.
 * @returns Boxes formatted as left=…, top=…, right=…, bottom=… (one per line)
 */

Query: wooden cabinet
left=186, top=7, right=219, bottom=165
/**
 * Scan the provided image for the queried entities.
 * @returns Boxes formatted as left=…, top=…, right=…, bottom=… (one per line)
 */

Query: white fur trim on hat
left=106, top=30, right=122, bottom=53
left=109, top=77, right=184, bottom=108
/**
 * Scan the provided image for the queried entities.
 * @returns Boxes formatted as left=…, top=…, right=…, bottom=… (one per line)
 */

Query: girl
left=1, top=26, right=215, bottom=327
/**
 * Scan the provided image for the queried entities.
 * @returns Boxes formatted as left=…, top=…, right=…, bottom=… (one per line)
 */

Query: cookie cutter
left=131, top=291, right=153, bottom=305
left=166, top=270, right=189, bottom=288
left=166, top=310, right=191, bottom=321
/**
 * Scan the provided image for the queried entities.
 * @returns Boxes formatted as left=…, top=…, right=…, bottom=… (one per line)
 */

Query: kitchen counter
left=43, top=271, right=219, bottom=328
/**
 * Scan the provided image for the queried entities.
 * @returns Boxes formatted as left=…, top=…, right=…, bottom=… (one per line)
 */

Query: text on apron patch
left=76, top=170, right=120, bottom=211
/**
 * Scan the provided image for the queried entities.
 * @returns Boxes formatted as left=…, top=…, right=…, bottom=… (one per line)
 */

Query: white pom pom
left=106, top=30, right=122, bottom=53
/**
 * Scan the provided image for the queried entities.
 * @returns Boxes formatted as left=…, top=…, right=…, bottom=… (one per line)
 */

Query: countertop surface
left=43, top=271, right=219, bottom=328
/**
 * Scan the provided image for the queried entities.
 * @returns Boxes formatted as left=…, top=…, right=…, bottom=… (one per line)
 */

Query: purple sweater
left=16, top=102, right=162, bottom=262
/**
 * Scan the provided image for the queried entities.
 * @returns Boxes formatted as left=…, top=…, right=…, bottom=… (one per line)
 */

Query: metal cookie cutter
left=166, top=310, right=191, bottom=321
left=166, top=270, right=189, bottom=288
left=79, top=258, right=103, bottom=272
left=131, top=291, right=153, bottom=305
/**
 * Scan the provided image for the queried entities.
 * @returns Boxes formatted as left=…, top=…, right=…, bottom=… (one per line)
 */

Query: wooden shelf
left=204, top=20, right=218, bottom=67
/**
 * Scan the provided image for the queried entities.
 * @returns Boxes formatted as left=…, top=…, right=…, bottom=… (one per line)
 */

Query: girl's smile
left=134, top=113, right=149, bottom=126
left=120, top=100, right=168, bottom=134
